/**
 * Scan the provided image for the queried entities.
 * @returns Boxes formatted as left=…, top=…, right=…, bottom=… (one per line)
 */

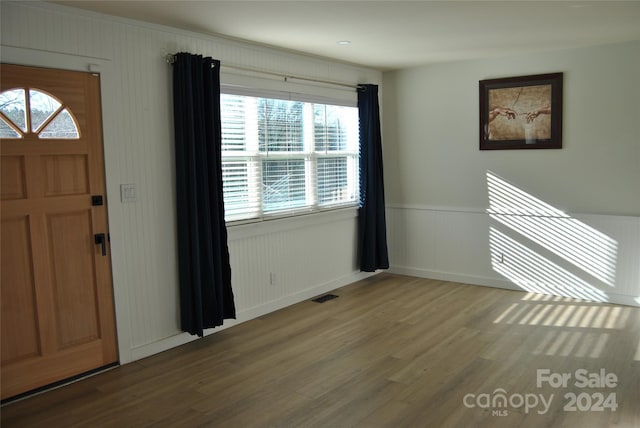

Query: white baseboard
left=128, top=264, right=638, bottom=363
left=388, top=265, right=639, bottom=308
left=129, top=270, right=378, bottom=362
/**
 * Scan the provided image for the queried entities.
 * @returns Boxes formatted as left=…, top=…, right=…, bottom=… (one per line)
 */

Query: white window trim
left=220, top=85, right=359, bottom=226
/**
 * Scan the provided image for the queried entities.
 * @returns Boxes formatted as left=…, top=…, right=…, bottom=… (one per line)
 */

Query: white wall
left=383, top=41, right=640, bottom=306
left=1, top=1, right=381, bottom=363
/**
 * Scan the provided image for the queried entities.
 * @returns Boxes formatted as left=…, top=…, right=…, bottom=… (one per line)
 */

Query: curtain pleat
left=358, top=84, right=389, bottom=272
left=172, top=53, right=236, bottom=337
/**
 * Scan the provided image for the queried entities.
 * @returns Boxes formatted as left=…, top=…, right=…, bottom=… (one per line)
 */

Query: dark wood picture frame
left=479, top=72, right=562, bottom=150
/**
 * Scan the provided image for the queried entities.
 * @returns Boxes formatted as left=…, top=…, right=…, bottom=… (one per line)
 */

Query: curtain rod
left=165, top=54, right=364, bottom=91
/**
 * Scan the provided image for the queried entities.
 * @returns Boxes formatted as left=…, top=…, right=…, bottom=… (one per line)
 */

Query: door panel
left=48, top=210, right=99, bottom=347
left=1, top=156, right=27, bottom=200
left=1, top=64, right=118, bottom=400
left=1, top=216, right=40, bottom=364
left=43, top=154, right=89, bottom=196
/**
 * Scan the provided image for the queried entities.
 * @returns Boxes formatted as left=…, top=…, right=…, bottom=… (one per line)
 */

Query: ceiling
left=51, top=1, right=640, bottom=71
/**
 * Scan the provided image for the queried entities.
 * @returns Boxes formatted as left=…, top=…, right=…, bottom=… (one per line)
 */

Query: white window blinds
left=220, top=92, right=359, bottom=222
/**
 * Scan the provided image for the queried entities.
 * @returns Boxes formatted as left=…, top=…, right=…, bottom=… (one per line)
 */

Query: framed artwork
left=479, top=73, right=563, bottom=150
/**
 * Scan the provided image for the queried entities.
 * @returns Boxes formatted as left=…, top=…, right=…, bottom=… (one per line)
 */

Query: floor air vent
left=312, top=294, right=338, bottom=303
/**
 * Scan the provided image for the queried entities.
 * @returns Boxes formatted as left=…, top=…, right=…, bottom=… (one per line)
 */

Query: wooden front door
left=0, top=64, right=118, bottom=400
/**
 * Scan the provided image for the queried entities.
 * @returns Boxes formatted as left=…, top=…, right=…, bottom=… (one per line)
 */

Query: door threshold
left=1, top=362, right=119, bottom=406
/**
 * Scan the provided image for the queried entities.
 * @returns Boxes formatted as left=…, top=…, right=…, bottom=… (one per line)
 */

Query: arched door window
left=0, top=88, right=80, bottom=139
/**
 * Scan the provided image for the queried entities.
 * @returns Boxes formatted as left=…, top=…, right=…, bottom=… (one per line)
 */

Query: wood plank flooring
left=2, top=273, right=639, bottom=427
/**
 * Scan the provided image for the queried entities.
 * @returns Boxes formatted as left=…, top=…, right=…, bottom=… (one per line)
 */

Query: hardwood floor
left=2, top=273, right=639, bottom=427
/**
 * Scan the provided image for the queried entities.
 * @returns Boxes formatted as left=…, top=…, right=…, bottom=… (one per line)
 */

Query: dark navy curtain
left=358, top=84, right=389, bottom=272
left=172, top=52, right=236, bottom=336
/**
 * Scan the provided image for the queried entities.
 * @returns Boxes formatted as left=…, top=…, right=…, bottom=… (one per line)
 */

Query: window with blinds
left=221, top=93, right=359, bottom=222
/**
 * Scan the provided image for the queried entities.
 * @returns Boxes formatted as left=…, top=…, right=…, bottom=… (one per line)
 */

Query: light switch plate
left=120, top=183, right=137, bottom=203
